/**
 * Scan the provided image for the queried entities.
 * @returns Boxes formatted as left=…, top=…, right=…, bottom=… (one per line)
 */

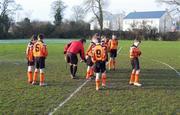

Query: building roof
left=124, top=11, right=166, bottom=19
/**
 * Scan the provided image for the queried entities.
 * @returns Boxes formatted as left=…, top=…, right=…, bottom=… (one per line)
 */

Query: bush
left=160, top=32, right=180, bottom=41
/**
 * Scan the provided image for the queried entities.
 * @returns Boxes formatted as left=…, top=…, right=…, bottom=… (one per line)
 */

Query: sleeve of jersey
left=43, top=45, right=48, bottom=57
left=26, top=45, right=29, bottom=56
left=86, top=44, right=92, bottom=56
left=80, top=45, right=85, bottom=60
left=64, top=42, right=71, bottom=54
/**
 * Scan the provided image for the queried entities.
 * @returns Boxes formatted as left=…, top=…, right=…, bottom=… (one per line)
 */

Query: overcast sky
left=15, top=0, right=168, bottom=22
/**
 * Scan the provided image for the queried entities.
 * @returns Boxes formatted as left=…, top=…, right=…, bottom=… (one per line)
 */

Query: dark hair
left=38, top=34, right=44, bottom=40
left=32, top=34, right=38, bottom=40
left=80, top=38, right=86, bottom=43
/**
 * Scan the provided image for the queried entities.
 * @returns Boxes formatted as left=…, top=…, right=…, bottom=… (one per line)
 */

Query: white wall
left=123, top=18, right=160, bottom=31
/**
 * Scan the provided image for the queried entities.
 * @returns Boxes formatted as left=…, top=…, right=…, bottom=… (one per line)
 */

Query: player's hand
left=85, top=55, right=89, bottom=59
left=80, top=60, right=84, bottom=63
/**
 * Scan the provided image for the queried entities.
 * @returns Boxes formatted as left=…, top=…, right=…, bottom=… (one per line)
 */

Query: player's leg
left=27, top=61, right=34, bottom=83
left=39, top=57, right=46, bottom=86
left=86, top=56, right=91, bottom=79
left=94, top=62, right=101, bottom=90
left=86, top=56, right=94, bottom=79
left=67, top=53, right=74, bottom=78
left=72, top=54, right=78, bottom=78
left=133, top=58, right=141, bottom=87
left=86, top=66, right=91, bottom=79
left=101, top=61, right=107, bottom=87
left=32, top=58, right=39, bottom=85
left=129, top=59, right=136, bottom=85
left=112, top=49, right=117, bottom=70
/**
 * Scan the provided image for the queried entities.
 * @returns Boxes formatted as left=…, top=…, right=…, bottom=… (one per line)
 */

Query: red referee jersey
left=64, top=41, right=85, bottom=60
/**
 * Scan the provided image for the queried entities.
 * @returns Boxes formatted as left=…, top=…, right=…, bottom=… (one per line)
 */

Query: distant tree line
left=0, top=0, right=180, bottom=41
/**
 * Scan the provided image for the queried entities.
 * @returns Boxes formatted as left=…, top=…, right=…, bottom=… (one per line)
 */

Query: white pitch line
left=152, top=59, right=180, bottom=76
left=48, top=79, right=90, bottom=115
left=117, top=47, right=122, bottom=54
left=49, top=47, right=122, bottom=115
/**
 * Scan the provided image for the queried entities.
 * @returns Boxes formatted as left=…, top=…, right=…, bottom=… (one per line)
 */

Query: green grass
left=0, top=40, right=180, bottom=115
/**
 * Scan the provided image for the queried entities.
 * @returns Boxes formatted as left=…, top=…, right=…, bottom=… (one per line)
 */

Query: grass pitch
left=0, top=40, right=180, bottom=115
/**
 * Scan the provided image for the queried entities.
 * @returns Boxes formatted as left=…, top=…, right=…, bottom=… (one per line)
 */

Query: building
left=123, top=11, right=173, bottom=33
left=90, top=12, right=125, bottom=31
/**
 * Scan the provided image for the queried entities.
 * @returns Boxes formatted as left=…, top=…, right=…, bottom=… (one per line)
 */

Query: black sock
left=70, top=65, right=73, bottom=75
left=73, top=66, right=77, bottom=76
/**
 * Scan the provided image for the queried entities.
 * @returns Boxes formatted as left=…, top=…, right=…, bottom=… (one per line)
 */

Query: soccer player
left=32, top=34, right=48, bottom=86
left=129, top=40, right=142, bottom=87
left=101, top=36, right=109, bottom=63
left=64, top=39, right=86, bottom=79
left=26, top=34, right=37, bottom=84
left=92, top=40, right=107, bottom=91
left=108, top=35, right=118, bottom=70
left=85, top=37, right=97, bottom=79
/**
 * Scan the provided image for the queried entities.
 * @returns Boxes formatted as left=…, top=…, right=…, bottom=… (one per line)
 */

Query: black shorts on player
left=66, top=53, right=78, bottom=65
left=86, top=56, right=94, bottom=66
left=94, top=61, right=106, bottom=73
left=131, top=58, right=140, bottom=70
left=110, top=49, right=117, bottom=58
left=34, top=57, right=45, bottom=69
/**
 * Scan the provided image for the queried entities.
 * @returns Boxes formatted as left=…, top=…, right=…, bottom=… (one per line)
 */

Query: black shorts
left=66, top=53, right=78, bottom=65
left=86, top=56, right=94, bottom=66
left=27, top=61, right=34, bottom=66
left=34, top=57, right=45, bottom=69
left=94, top=61, right=106, bottom=73
left=110, top=49, right=117, bottom=58
left=131, top=58, right=140, bottom=70
left=106, top=53, right=108, bottom=62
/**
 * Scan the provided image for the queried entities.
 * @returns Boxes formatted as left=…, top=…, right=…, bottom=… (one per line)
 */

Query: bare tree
left=0, top=0, right=21, bottom=16
left=83, top=0, right=108, bottom=35
left=0, top=0, right=21, bottom=38
left=51, top=0, right=66, bottom=26
left=156, top=0, right=180, bottom=6
left=71, top=5, right=86, bottom=22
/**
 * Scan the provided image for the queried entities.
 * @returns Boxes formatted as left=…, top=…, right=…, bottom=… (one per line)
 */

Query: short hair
left=80, top=38, right=86, bottom=43
left=38, top=34, right=44, bottom=40
left=31, top=34, right=38, bottom=40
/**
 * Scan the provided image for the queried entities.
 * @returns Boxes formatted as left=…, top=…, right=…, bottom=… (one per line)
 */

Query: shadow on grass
left=106, top=68, right=180, bottom=90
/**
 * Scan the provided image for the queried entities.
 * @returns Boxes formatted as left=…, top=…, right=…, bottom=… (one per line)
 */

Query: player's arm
left=64, top=42, right=72, bottom=54
left=43, top=45, right=48, bottom=57
left=79, top=44, right=85, bottom=61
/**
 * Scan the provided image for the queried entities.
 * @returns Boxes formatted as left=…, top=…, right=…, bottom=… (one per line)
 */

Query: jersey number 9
left=96, top=49, right=101, bottom=58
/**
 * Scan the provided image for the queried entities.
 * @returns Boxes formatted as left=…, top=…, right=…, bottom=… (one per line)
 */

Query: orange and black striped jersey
left=26, top=41, right=35, bottom=61
left=92, top=44, right=106, bottom=62
left=108, top=39, right=118, bottom=50
left=129, top=45, right=141, bottom=59
left=33, top=40, right=48, bottom=58
left=86, top=42, right=96, bottom=57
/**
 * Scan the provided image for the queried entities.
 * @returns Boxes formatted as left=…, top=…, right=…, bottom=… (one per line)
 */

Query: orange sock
left=113, top=60, right=116, bottom=69
left=134, top=74, right=139, bottom=83
left=27, top=71, right=33, bottom=83
left=109, top=60, right=113, bottom=69
left=96, top=79, right=100, bottom=90
left=86, top=70, right=90, bottom=79
left=33, top=72, right=38, bottom=83
left=129, top=73, right=135, bottom=83
left=40, top=73, right=45, bottom=84
left=90, top=67, right=94, bottom=76
left=102, top=74, right=107, bottom=86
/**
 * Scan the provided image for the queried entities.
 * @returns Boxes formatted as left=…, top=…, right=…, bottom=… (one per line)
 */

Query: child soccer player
left=129, top=40, right=142, bottom=87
